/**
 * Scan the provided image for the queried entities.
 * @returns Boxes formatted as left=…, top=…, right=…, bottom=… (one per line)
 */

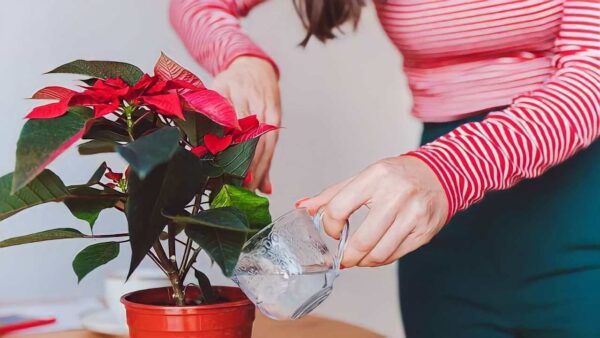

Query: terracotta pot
left=121, top=286, right=255, bottom=338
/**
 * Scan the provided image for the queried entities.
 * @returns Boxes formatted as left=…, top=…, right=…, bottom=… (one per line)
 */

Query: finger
left=247, top=138, right=265, bottom=190
left=259, top=173, right=272, bottom=195
left=341, top=201, right=399, bottom=268
left=381, top=200, right=446, bottom=265
left=247, top=89, right=268, bottom=122
left=254, top=131, right=278, bottom=193
left=264, top=102, right=281, bottom=127
left=223, top=80, right=251, bottom=118
left=213, top=81, right=249, bottom=118
left=321, top=174, right=374, bottom=240
left=382, top=231, right=427, bottom=265
left=231, top=94, right=251, bottom=117
left=246, top=88, right=277, bottom=191
left=358, top=214, right=417, bottom=267
left=252, top=138, right=266, bottom=189
left=295, top=176, right=354, bottom=215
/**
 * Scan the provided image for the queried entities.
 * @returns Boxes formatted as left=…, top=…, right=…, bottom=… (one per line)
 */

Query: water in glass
left=231, top=208, right=348, bottom=320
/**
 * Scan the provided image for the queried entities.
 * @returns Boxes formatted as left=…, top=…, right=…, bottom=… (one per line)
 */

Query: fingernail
left=294, top=197, right=310, bottom=208
left=264, top=181, right=273, bottom=194
left=243, top=170, right=253, bottom=186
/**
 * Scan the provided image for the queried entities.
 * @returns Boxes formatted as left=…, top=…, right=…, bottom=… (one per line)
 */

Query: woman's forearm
left=408, top=0, right=600, bottom=220
left=169, top=0, right=278, bottom=76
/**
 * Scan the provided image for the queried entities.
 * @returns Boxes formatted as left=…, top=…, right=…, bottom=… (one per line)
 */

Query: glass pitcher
left=231, top=207, right=349, bottom=320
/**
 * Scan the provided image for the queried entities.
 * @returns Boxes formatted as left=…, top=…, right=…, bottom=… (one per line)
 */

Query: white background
left=0, top=1, right=421, bottom=337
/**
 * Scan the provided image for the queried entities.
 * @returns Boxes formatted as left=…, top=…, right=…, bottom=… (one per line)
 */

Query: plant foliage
left=0, top=54, right=278, bottom=305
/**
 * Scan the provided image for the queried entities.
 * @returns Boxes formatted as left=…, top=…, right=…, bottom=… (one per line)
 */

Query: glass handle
left=313, top=208, right=349, bottom=274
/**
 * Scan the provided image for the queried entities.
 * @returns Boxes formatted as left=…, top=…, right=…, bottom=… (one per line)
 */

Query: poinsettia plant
left=0, top=53, right=277, bottom=306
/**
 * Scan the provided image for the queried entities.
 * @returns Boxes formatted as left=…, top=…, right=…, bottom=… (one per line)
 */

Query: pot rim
left=120, top=286, right=253, bottom=311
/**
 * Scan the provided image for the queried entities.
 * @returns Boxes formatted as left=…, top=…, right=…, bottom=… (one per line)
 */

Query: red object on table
left=0, top=316, right=56, bottom=335
left=121, top=286, right=254, bottom=338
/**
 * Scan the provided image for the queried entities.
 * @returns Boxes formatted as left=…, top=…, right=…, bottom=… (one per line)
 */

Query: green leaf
left=64, top=186, right=119, bottom=229
left=176, top=207, right=252, bottom=276
left=194, top=268, right=217, bottom=304
left=185, top=221, right=249, bottom=277
left=158, top=223, right=185, bottom=241
left=125, top=149, right=207, bottom=278
left=211, top=185, right=271, bottom=229
left=117, top=127, right=180, bottom=179
left=78, top=140, right=118, bottom=155
left=13, top=106, right=93, bottom=192
left=175, top=112, right=223, bottom=147
left=83, top=119, right=130, bottom=142
left=209, top=139, right=258, bottom=178
left=80, top=78, right=99, bottom=86
left=0, top=170, right=69, bottom=221
left=72, top=241, right=120, bottom=282
left=0, top=228, right=84, bottom=248
left=48, top=60, right=143, bottom=86
left=165, top=207, right=253, bottom=233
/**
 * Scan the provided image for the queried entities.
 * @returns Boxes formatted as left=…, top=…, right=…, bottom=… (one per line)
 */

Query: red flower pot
left=121, top=286, right=255, bottom=338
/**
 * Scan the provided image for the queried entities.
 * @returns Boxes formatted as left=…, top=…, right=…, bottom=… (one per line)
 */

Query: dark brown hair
left=293, top=0, right=366, bottom=47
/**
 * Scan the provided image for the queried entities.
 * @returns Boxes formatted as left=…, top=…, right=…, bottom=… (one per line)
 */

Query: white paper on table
left=0, top=298, right=103, bottom=335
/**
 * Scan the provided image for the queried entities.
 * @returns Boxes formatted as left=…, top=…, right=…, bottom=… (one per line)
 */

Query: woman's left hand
left=296, top=156, right=448, bottom=268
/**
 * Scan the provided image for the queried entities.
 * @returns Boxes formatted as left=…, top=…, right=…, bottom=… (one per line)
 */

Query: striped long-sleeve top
left=170, top=0, right=600, bottom=220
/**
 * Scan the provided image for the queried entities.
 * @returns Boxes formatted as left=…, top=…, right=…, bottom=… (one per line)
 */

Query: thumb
left=294, top=177, right=354, bottom=216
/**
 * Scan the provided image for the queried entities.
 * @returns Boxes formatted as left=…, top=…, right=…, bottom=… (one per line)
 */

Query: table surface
left=18, top=312, right=384, bottom=338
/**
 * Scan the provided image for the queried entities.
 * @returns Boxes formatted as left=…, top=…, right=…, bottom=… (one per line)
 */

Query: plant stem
left=167, top=223, right=177, bottom=269
left=179, top=238, right=193, bottom=276
left=153, top=241, right=185, bottom=306
left=179, top=194, right=202, bottom=276
left=180, top=248, right=202, bottom=285
left=124, top=105, right=135, bottom=141
left=132, top=110, right=153, bottom=127
left=147, top=251, right=168, bottom=275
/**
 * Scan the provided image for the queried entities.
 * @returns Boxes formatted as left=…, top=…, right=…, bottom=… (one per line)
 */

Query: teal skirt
left=399, top=110, right=600, bottom=338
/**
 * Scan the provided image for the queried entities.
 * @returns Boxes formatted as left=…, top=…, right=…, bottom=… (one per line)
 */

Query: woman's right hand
left=211, top=56, right=281, bottom=194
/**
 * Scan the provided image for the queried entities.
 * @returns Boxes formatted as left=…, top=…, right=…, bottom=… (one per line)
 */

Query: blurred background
left=0, top=1, right=422, bottom=337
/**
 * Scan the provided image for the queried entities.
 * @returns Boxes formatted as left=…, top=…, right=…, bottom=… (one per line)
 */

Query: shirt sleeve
left=407, top=0, right=600, bottom=221
left=169, top=0, right=278, bottom=76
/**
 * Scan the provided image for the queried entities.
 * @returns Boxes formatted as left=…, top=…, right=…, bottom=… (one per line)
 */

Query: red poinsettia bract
left=28, top=70, right=240, bottom=129
left=191, top=115, right=278, bottom=157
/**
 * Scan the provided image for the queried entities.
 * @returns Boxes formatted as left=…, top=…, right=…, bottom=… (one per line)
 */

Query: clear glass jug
left=231, top=208, right=349, bottom=320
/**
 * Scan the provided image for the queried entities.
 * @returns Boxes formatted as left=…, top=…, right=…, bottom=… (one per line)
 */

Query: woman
left=170, top=1, right=600, bottom=337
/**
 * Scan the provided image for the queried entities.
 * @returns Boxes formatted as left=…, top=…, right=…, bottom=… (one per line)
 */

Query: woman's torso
left=374, top=0, right=564, bottom=121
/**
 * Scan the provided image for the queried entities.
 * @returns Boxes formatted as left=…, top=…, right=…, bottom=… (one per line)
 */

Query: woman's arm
left=408, top=0, right=600, bottom=220
left=297, top=0, right=599, bottom=268
left=170, top=0, right=281, bottom=194
left=169, top=0, right=278, bottom=76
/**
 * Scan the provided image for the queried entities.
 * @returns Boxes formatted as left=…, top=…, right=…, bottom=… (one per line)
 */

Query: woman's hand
left=296, top=156, right=448, bottom=268
left=212, top=56, right=281, bottom=194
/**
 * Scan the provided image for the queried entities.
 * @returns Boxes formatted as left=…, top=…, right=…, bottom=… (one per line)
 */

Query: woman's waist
left=405, top=56, right=554, bottom=122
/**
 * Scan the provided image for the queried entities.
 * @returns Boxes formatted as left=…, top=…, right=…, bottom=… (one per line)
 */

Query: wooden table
left=18, top=312, right=384, bottom=338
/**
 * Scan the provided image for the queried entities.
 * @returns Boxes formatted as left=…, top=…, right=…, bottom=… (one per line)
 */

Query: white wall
left=0, top=1, right=421, bottom=337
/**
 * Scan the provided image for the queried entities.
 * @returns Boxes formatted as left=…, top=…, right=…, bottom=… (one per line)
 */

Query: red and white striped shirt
left=170, top=0, right=600, bottom=220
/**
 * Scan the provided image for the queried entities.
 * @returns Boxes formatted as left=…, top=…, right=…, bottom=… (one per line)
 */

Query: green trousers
left=399, top=111, right=600, bottom=338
